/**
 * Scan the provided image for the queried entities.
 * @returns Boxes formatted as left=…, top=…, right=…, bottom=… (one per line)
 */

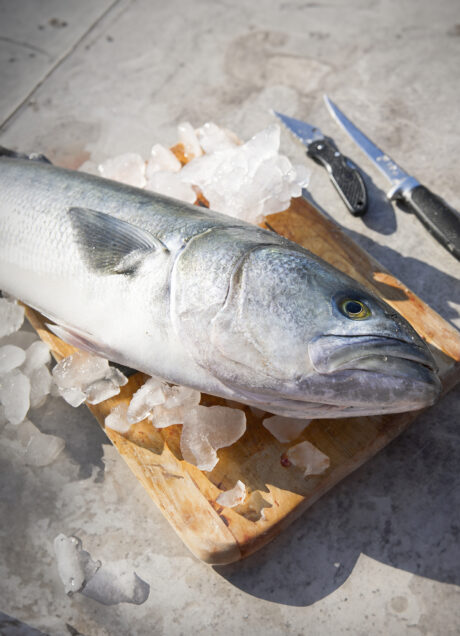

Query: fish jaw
left=302, top=332, right=441, bottom=414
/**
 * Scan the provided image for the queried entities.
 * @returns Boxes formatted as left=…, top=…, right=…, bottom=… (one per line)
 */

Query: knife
left=274, top=111, right=368, bottom=216
left=324, top=95, right=460, bottom=261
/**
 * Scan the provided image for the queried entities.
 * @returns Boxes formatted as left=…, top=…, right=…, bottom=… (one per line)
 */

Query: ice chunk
left=216, top=480, right=246, bottom=507
left=286, top=441, right=330, bottom=478
left=52, top=351, right=109, bottom=390
left=84, top=379, right=121, bottom=404
left=17, top=418, right=65, bottom=466
left=0, top=298, right=24, bottom=337
left=145, top=170, right=196, bottom=204
left=180, top=124, right=310, bottom=224
left=98, top=152, right=146, bottom=188
left=162, top=384, right=200, bottom=409
left=0, top=369, right=30, bottom=425
left=106, top=366, right=129, bottom=387
left=127, top=377, right=166, bottom=424
left=54, top=534, right=148, bottom=605
left=58, top=386, right=86, bottom=407
left=22, top=340, right=50, bottom=376
left=177, top=121, right=203, bottom=159
left=146, top=143, right=181, bottom=175
left=196, top=122, right=239, bottom=154
left=54, top=534, right=100, bottom=595
left=150, top=404, right=185, bottom=428
left=180, top=405, right=246, bottom=471
left=0, top=345, right=26, bottom=374
left=81, top=559, right=150, bottom=605
left=105, top=403, right=132, bottom=433
left=262, top=415, right=311, bottom=443
left=29, top=365, right=53, bottom=408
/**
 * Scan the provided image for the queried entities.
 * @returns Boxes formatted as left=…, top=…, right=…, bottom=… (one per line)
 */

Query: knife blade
left=324, top=95, right=460, bottom=261
left=274, top=111, right=368, bottom=216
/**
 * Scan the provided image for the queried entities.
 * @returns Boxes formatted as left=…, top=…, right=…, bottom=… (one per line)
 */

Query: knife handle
left=403, top=185, right=460, bottom=260
left=307, top=138, right=367, bottom=216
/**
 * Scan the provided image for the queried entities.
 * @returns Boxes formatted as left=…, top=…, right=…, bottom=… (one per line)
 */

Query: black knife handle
left=403, top=185, right=460, bottom=260
left=307, top=138, right=367, bottom=216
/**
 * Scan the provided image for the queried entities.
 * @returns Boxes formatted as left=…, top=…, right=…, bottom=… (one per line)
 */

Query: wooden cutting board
left=24, top=180, right=460, bottom=565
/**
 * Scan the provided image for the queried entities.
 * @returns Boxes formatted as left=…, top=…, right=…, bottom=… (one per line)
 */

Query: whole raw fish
left=0, top=149, right=440, bottom=418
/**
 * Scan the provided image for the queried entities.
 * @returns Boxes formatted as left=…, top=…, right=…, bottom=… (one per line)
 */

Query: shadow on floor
left=214, top=383, right=460, bottom=606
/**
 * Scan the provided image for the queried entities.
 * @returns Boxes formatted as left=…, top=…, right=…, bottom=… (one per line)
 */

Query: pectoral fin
left=46, top=322, right=114, bottom=359
left=69, top=207, right=169, bottom=275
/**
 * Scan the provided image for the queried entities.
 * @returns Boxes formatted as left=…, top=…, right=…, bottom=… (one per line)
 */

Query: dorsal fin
left=68, top=207, right=169, bottom=276
left=0, top=145, right=52, bottom=164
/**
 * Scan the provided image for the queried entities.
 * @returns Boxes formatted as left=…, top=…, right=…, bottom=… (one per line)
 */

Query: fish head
left=205, top=245, right=440, bottom=417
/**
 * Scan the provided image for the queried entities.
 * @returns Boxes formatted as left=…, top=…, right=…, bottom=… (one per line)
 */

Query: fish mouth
left=222, top=334, right=441, bottom=419
left=308, top=334, right=438, bottom=377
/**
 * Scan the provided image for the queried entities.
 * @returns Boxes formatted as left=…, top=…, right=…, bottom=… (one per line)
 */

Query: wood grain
left=24, top=188, right=460, bottom=565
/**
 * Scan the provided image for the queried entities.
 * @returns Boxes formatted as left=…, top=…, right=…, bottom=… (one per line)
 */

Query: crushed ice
left=262, top=415, right=311, bottom=443
left=52, top=350, right=127, bottom=406
left=286, top=440, right=330, bottom=478
left=53, top=533, right=149, bottom=605
left=180, top=405, right=246, bottom=472
left=97, top=121, right=309, bottom=224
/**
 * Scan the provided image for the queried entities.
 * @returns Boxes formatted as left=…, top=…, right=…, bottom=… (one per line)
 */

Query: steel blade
left=273, top=111, right=324, bottom=146
left=324, top=95, right=419, bottom=197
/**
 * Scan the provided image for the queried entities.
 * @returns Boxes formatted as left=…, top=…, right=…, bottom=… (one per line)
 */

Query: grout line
left=0, top=35, right=51, bottom=57
left=0, top=0, right=123, bottom=132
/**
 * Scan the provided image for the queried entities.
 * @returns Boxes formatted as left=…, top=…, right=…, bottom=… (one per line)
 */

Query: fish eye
left=340, top=298, right=371, bottom=320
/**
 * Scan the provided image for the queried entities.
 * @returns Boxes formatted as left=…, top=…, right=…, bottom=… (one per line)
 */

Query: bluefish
left=0, top=149, right=440, bottom=418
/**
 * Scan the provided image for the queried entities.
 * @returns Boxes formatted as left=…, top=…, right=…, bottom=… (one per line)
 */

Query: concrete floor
left=1, top=0, right=460, bottom=634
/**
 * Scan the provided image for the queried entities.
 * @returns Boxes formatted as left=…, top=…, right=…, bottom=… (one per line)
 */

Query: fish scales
left=0, top=153, right=440, bottom=418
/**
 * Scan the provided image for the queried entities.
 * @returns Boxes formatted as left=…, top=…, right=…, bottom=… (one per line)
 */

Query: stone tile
left=0, top=0, right=117, bottom=124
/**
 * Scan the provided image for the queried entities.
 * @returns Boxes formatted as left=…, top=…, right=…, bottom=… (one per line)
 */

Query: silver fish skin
left=0, top=153, right=440, bottom=418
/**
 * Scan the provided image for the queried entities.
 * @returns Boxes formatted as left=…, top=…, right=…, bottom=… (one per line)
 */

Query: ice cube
left=84, top=379, right=121, bottom=404
left=52, top=351, right=109, bottom=390
left=22, top=340, right=51, bottom=376
left=262, top=415, right=311, bottom=443
left=0, top=344, right=26, bottom=374
left=0, top=298, right=24, bottom=338
left=105, top=403, right=132, bottom=433
left=145, top=170, right=196, bottom=204
left=58, top=386, right=87, bottom=407
left=286, top=441, right=330, bottom=478
left=216, top=480, right=246, bottom=507
left=180, top=405, right=246, bottom=471
left=98, top=152, right=146, bottom=188
left=127, top=377, right=166, bottom=424
left=146, top=143, right=181, bottom=175
left=0, top=369, right=30, bottom=425
left=17, top=418, right=65, bottom=466
left=54, top=534, right=100, bottom=595
left=177, top=121, right=203, bottom=159
left=29, top=365, right=53, bottom=408
left=81, top=559, right=150, bottom=605
left=106, top=366, right=128, bottom=387
left=163, top=384, right=201, bottom=409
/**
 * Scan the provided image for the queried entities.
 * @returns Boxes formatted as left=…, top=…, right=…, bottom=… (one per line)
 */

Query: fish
left=0, top=148, right=440, bottom=418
